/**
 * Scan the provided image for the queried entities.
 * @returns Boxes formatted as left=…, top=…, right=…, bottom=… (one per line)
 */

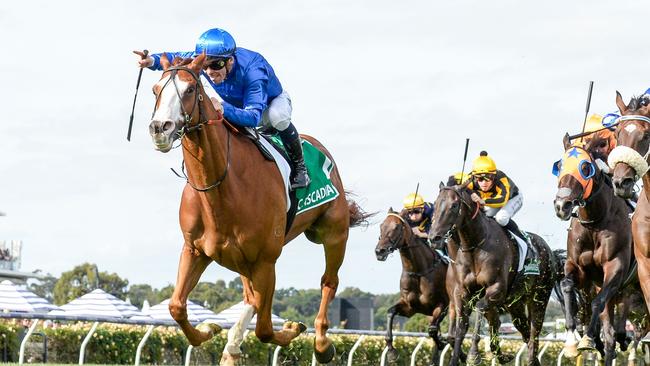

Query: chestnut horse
left=609, top=92, right=650, bottom=342
left=375, top=209, right=451, bottom=365
left=552, top=141, right=632, bottom=365
left=146, top=55, right=369, bottom=364
left=429, top=184, right=558, bottom=366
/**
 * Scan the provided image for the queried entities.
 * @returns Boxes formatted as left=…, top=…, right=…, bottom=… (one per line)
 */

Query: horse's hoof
left=283, top=321, right=307, bottom=334
left=196, top=321, right=221, bottom=337
left=578, top=335, right=597, bottom=351
left=564, top=342, right=579, bottom=358
left=498, top=353, right=515, bottom=364
left=386, top=348, right=399, bottom=363
left=314, top=342, right=336, bottom=364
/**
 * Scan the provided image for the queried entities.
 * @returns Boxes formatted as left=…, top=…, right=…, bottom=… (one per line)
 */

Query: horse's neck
left=181, top=94, right=230, bottom=193
left=643, top=174, right=650, bottom=199
left=456, top=213, right=487, bottom=250
left=578, top=173, right=611, bottom=220
left=399, top=239, right=435, bottom=273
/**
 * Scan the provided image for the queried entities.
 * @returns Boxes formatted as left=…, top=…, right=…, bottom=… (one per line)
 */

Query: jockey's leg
left=261, top=91, right=310, bottom=189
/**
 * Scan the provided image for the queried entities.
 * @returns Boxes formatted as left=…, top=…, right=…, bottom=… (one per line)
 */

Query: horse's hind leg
left=600, top=302, right=617, bottom=366
left=221, top=275, right=256, bottom=365
left=312, top=226, right=348, bottom=364
left=169, top=248, right=220, bottom=346
left=428, top=305, right=448, bottom=366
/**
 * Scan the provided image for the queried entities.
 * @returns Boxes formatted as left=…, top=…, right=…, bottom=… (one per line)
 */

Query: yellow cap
left=403, top=193, right=425, bottom=210
left=583, top=113, right=604, bottom=133
left=471, top=151, right=497, bottom=175
left=453, top=172, right=470, bottom=184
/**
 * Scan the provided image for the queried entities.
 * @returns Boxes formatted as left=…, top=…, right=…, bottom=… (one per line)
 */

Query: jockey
left=135, top=28, right=310, bottom=190
left=403, top=193, right=434, bottom=239
left=467, top=151, right=525, bottom=239
left=580, top=113, right=616, bottom=172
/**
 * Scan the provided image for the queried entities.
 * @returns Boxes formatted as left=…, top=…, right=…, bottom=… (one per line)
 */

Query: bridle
left=384, top=213, right=439, bottom=276
left=438, top=187, right=485, bottom=252
left=152, top=65, right=231, bottom=192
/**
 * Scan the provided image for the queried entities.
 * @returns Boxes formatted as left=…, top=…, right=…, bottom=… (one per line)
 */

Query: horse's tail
left=551, top=249, right=568, bottom=311
left=345, top=191, right=376, bottom=228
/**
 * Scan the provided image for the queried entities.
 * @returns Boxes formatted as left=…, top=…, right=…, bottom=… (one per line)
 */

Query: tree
left=53, top=263, right=129, bottom=305
left=127, top=284, right=156, bottom=309
left=28, top=272, right=58, bottom=303
left=338, top=287, right=374, bottom=300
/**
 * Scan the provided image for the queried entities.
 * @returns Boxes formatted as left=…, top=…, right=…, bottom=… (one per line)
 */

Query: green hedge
left=0, top=320, right=641, bottom=365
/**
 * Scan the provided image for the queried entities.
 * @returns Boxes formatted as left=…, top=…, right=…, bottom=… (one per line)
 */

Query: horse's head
left=428, top=183, right=474, bottom=247
left=610, top=91, right=650, bottom=198
left=375, top=208, right=410, bottom=261
left=149, top=53, right=212, bottom=152
left=552, top=143, right=597, bottom=220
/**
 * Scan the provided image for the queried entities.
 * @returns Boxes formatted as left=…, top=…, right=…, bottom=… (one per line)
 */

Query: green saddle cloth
left=269, top=137, right=340, bottom=215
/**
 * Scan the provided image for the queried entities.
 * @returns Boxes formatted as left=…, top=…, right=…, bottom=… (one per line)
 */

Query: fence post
left=410, top=337, right=426, bottom=366
left=537, top=342, right=549, bottom=362
left=78, top=321, right=99, bottom=365
left=272, top=345, right=282, bottom=366
left=135, top=325, right=154, bottom=366
left=184, top=345, right=193, bottom=366
left=439, top=343, right=451, bottom=366
left=347, top=335, right=366, bottom=366
left=380, top=346, right=389, bottom=366
left=18, top=319, right=39, bottom=365
left=514, top=343, right=526, bottom=366
left=556, top=348, right=565, bottom=366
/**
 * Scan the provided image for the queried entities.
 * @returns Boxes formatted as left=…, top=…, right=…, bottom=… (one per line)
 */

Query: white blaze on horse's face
left=149, top=74, right=190, bottom=153
left=624, top=124, right=637, bottom=134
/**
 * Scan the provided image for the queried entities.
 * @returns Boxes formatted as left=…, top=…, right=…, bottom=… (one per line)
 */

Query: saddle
left=227, top=123, right=298, bottom=234
left=503, top=219, right=540, bottom=276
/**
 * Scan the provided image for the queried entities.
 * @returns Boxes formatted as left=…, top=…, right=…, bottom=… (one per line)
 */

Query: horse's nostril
left=163, top=121, right=174, bottom=132
left=562, top=201, right=572, bottom=211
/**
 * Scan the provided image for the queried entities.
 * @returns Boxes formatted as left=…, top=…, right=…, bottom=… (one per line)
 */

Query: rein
left=154, top=65, right=231, bottom=191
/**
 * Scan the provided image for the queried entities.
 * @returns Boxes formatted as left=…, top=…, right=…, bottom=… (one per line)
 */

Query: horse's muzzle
left=554, top=198, right=573, bottom=221
left=374, top=247, right=389, bottom=261
left=612, top=176, right=635, bottom=199
left=149, top=120, right=178, bottom=152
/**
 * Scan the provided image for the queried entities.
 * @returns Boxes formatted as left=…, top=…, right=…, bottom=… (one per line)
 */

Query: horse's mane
left=627, top=94, right=650, bottom=111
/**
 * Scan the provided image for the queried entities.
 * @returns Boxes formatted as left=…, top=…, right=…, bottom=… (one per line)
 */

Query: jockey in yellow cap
left=467, top=151, right=524, bottom=235
left=403, top=193, right=435, bottom=239
left=581, top=113, right=617, bottom=173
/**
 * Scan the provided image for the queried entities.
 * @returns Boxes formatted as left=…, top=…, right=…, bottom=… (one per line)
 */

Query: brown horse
left=552, top=141, right=632, bottom=365
left=609, top=92, right=650, bottom=343
left=375, top=209, right=451, bottom=365
left=428, top=184, right=558, bottom=366
left=146, top=54, right=370, bottom=364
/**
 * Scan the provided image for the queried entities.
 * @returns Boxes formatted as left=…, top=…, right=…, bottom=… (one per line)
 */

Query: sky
left=1, top=0, right=648, bottom=295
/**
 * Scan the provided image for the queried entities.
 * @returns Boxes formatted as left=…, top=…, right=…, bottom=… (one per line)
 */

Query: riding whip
left=411, top=182, right=420, bottom=208
left=580, top=81, right=594, bottom=134
left=127, top=49, right=149, bottom=141
left=459, top=138, right=470, bottom=183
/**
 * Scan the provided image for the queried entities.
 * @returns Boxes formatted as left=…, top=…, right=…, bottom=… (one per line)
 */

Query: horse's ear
left=439, top=181, right=445, bottom=190
left=562, top=133, right=571, bottom=150
left=388, top=207, right=395, bottom=213
left=616, top=91, right=628, bottom=114
left=190, top=52, right=207, bottom=72
left=160, top=53, right=171, bottom=70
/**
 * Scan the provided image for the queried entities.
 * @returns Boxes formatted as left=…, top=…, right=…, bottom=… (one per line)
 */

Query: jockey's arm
left=221, top=80, right=267, bottom=127
left=148, top=51, right=196, bottom=70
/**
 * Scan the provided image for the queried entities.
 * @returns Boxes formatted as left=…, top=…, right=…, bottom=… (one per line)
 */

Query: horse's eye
left=186, top=87, right=195, bottom=94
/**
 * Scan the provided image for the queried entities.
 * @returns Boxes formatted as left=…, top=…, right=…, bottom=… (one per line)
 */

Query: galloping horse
left=553, top=140, right=632, bottom=365
left=609, top=92, right=650, bottom=342
left=429, top=184, right=558, bottom=366
left=146, top=54, right=370, bottom=364
left=375, top=209, right=451, bottom=365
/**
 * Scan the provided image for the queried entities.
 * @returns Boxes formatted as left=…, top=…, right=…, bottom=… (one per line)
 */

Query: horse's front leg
left=251, top=260, right=305, bottom=346
left=449, top=288, right=471, bottom=366
left=561, top=260, right=581, bottom=357
left=385, top=302, right=409, bottom=363
left=221, top=275, right=256, bottom=366
left=169, top=245, right=218, bottom=346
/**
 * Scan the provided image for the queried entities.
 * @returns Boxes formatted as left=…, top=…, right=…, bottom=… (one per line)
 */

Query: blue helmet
left=194, top=28, right=236, bottom=57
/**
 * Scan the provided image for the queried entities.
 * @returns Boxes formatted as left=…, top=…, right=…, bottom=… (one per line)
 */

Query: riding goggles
left=203, top=57, right=228, bottom=70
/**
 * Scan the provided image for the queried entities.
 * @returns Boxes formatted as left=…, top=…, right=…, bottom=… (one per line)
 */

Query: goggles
left=203, top=57, right=228, bottom=70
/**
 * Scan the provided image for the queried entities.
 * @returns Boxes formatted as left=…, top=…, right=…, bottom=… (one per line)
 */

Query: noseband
left=152, top=65, right=231, bottom=192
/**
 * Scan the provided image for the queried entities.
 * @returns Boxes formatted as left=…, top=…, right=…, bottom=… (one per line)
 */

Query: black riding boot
left=279, top=123, right=311, bottom=190
left=504, top=219, right=527, bottom=243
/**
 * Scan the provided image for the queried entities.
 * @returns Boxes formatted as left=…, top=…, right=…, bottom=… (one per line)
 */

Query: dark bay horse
left=375, top=209, right=451, bottom=365
left=428, top=184, right=558, bottom=366
left=146, top=55, right=370, bottom=364
left=552, top=141, right=632, bottom=365
left=609, top=92, right=650, bottom=342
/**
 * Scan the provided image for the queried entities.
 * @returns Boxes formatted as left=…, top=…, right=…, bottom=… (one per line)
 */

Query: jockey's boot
left=280, top=123, right=311, bottom=190
left=504, top=219, right=540, bottom=275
